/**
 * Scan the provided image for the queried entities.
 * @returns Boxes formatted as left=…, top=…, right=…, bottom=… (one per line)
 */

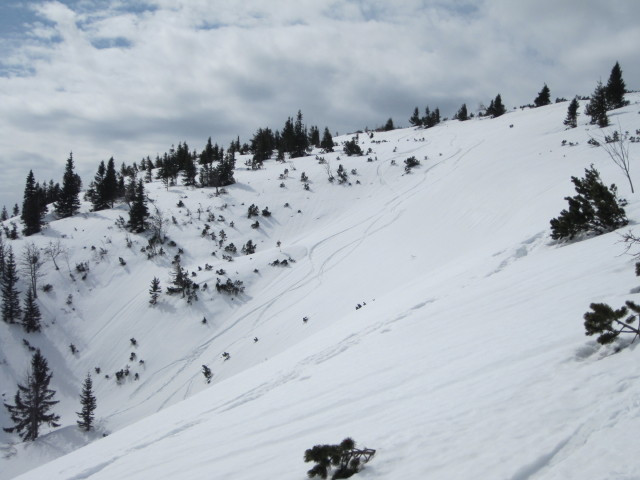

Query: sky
left=0, top=0, right=639, bottom=212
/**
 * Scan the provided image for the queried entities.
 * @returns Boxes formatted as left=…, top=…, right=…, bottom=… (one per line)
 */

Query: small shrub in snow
left=304, top=437, right=375, bottom=480
left=202, top=365, right=213, bottom=383
left=404, top=156, right=420, bottom=173
left=550, top=165, right=627, bottom=240
left=584, top=301, right=640, bottom=345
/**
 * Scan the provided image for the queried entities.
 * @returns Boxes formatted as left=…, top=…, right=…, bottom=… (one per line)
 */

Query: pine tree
left=54, top=153, right=81, bottom=218
left=320, top=127, right=334, bottom=152
left=550, top=165, right=627, bottom=240
left=22, top=286, right=42, bottom=333
left=409, top=107, right=422, bottom=127
left=454, top=103, right=468, bottom=121
left=563, top=97, right=579, bottom=128
left=128, top=180, right=149, bottom=233
left=534, top=83, right=551, bottom=107
left=384, top=118, right=395, bottom=131
left=21, top=170, right=43, bottom=236
left=13, top=204, right=19, bottom=217
left=605, top=61, right=627, bottom=110
left=76, top=373, right=97, bottom=431
left=2, top=247, right=21, bottom=324
left=0, top=235, right=6, bottom=282
left=149, top=277, right=161, bottom=305
left=585, top=81, right=609, bottom=128
left=487, top=94, right=506, bottom=117
left=3, top=349, right=60, bottom=441
left=1, top=206, right=7, bottom=221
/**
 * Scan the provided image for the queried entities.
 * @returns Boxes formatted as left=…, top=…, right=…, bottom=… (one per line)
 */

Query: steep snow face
left=2, top=96, right=640, bottom=479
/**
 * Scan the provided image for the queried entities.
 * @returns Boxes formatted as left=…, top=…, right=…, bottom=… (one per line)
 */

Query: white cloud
left=0, top=0, right=638, bottom=210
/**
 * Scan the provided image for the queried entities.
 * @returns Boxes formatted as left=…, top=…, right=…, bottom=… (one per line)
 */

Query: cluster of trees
left=249, top=111, right=334, bottom=169
left=1, top=239, right=49, bottom=333
left=3, top=349, right=97, bottom=441
left=409, top=106, right=441, bottom=128
left=584, top=61, right=628, bottom=128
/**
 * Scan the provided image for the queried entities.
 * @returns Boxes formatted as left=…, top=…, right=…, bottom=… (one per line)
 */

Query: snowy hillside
left=3, top=96, right=640, bottom=479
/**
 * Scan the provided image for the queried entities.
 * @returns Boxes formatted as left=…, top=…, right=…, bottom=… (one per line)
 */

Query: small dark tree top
left=563, top=97, right=579, bottom=128
left=534, top=84, right=551, bottom=107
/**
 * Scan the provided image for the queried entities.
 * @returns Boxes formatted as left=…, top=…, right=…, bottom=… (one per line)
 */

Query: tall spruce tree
left=2, top=246, right=21, bottom=324
left=320, top=127, right=334, bottom=152
left=409, top=107, right=422, bottom=126
left=22, top=286, right=42, bottom=333
left=21, top=170, right=43, bottom=236
left=76, top=373, right=97, bottom=431
left=54, top=153, right=81, bottom=218
left=605, top=61, right=627, bottom=110
left=487, top=94, right=506, bottom=117
left=563, top=97, right=580, bottom=128
left=3, top=349, right=60, bottom=441
left=534, top=84, right=551, bottom=107
left=128, top=179, right=149, bottom=233
left=1, top=206, right=8, bottom=221
left=585, top=81, right=609, bottom=127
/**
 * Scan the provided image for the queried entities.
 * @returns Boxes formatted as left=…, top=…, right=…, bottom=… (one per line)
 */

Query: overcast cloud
left=0, top=0, right=638, bottom=211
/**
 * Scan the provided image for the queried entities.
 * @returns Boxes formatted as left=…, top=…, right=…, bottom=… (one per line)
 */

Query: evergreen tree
left=486, top=94, right=506, bottom=117
left=384, top=118, right=395, bottom=131
left=3, top=349, right=60, bottom=441
left=550, top=165, right=627, bottom=240
left=54, top=153, right=81, bottom=218
left=585, top=81, right=609, bottom=127
left=563, top=97, right=579, bottom=128
left=605, top=61, right=627, bottom=110
left=13, top=204, right=19, bottom=217
left=250, top=127, right=275, bottom=169
left=21, top=170, right=43, bottom=236
left=2, top=247, right=21, bottom=324
left=76, top=373, right=97, bottom=431
left=199, top=137, right=216, bottom=187
left=291, top=110, right=309, bottom=158
left=0, top=236, right=5, bottom=282
left=409, top=107, right=422, bottom=127
left=22, top=286, right=42, bottom=333
left=320, top=127, right=334, bottom=152
left=102, top=157, right=118, bottom=208
left=215, top=151, right=236, bottom=187
left=149, top=277, right=161, bottom=305
left=128, top=180, right=149, bottom=233
left=453, top=103, right=468, bottom=121
left=534, top=83, right=551, bottom=107
left=1, top=206, right=8, bottom=221
left=308, top=125, right=320, bottom=148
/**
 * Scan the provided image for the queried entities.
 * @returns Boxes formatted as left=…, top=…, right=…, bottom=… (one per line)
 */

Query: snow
left=2, top=96, right=640, bottom=479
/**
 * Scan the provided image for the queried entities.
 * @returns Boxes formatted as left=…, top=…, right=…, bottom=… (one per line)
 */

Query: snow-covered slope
left=2, top=96, right=640, bottom=479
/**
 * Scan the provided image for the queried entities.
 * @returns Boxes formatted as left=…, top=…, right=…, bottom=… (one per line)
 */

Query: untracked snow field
left=2, top=96, right=640, bottom=479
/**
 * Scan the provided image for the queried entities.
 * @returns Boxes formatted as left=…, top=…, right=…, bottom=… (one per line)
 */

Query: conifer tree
left=320, top=127, right=334, bottom=152
left=76, top=373, right=97, bottom=431
left=563, top=97, right=579, bottom=128
left=409, top=107, right=422, bottom=127
left=0, top=235, right=6, bottom=282
left=54, top=153, right=81, bottom=218
left=21, top=170, right=43, bottom=236
left=128, top=179, right=149, bottom=233
left=149, top=277, right=161, bottom=305
left=22, top=286, right=42, bottom=333
left=454, top=103, right=468, bottom=121
left=585, top=81, right=609, bottom=128
left=3, top=349, right=60, bottom=441
left=1, top=206, right=7, bottom=221
left=487, top=94, right=506, bottom=117
left=605, top=61, right=627, bottom=110
left=550, top=165, right=627, bottom=240
left=2, top=247, right=21, bottom=324
left=534, top=83, right=551, bottom=107
left=384, top=118, right=395, bottom=131
left=13, top=204, right=19, bottom=217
